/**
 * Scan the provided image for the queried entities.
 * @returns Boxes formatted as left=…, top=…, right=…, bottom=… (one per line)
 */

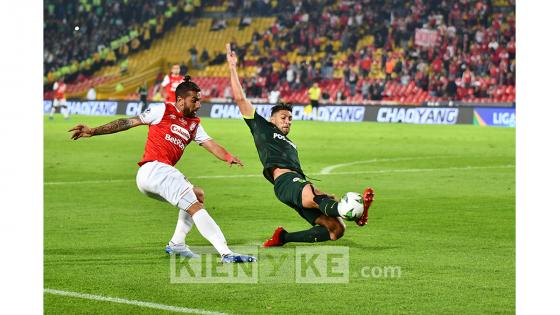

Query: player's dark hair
left=271, top=103, right=292, bottom=116
left=175, top=75, right=201, bottom=101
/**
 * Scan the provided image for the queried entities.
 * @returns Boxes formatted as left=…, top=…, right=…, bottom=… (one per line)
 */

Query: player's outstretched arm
left=200, top=139, right=244, bottom=167
left=68, top=116, right=145, bottom=140
left=226, top=43, right=254, bottom=117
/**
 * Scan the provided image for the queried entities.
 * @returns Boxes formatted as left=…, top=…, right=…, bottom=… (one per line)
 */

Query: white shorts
left=53, top=98, right=67, bottom=107
left=136, top=161, right=198, bottom=210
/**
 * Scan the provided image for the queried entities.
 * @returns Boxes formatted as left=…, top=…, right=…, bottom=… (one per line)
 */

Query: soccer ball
left=338, top=192, right=364, bottom=221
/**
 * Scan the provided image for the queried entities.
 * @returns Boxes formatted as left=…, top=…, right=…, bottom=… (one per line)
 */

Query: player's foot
left=262, top=227, right=286, bottom=247
left=165, top=242, right=200, bottom=258
left=356, top=187, right=375, bottom=226
left=221, top=253, right=257, bottom=263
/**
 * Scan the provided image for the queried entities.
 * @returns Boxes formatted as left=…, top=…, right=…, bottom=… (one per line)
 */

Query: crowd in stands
left=44, top=0, right=195, bottom=81
left=44, top=0, right=515, bottom=104
left=233, top=0, right=515, bottom=103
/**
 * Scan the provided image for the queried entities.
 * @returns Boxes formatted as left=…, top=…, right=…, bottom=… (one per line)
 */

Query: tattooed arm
left=69, top=116, right=145, bottom=140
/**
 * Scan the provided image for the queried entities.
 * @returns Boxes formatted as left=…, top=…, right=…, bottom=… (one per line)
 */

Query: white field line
left=44, top=164, right=514, bottom=186
left=44, top=288, right=230, bottom=315
left=318, top=156, right=450, bottom=174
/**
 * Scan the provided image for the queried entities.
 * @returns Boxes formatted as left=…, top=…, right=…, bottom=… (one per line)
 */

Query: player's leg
left=314, top=215, right=345, bottom=240
left=61, top=99, right=69, bottom=119
left=136, top=162, right=255, bottom=262
left=301, top=184, right=339, bottom=216
left=184, top=202, right=256, bottom=262
left=302, top=184, right=375, bottom=226
left=265, top=172, right=342, bottom=246
left=263, top=210, right=346, bottom=246
left=169, top=186, right=203, bottom=247
left=49, top=99, right=58, bottom=119
left=137, top=162, right=198, bottom=257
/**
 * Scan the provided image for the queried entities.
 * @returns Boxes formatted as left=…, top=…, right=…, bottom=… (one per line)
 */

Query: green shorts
left=273, top=172, right=322, bottom=225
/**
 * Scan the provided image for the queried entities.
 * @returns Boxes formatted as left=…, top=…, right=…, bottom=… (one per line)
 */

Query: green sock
left=314, top=195, right=340, bottom=217
left=281, top=226, right=331, bottom=243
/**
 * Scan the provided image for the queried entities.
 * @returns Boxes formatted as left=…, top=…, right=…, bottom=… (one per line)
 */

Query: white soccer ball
left=338, top=192, right=364, bottom=221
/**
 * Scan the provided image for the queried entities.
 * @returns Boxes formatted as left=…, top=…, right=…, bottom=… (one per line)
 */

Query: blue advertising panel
left=474, top=108, right=516, bottom=127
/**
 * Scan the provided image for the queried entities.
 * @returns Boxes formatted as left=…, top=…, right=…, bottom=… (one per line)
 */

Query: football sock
left=170, top=209, right=193, bottom=245
left=281, top=226, right=331, bottom=243
left=191, top=209, right=232, bottom=256
left=49, top=106, right=56, bottom=117
left=313, top=195, right=340, bottom=217
left=62, top=107, right=69, bottom=119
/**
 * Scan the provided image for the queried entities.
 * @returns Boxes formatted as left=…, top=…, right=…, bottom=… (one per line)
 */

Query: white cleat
left=165, top=242, right=200, bottom=258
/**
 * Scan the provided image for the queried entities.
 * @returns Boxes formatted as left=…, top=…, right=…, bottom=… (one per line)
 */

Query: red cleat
left=356, top=187, right=375, bottom=226
left=262, top=227, right=286, bottom=247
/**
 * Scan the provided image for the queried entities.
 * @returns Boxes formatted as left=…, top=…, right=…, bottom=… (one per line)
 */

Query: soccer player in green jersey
left=226, top=44, right=375, bottom=247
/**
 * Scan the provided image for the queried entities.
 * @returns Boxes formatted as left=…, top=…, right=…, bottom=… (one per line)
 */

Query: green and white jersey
left=244, top=110, right=305, bottom=184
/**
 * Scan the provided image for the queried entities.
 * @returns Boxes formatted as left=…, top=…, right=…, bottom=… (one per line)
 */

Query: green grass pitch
left=44, top=114, right=515, bottom=314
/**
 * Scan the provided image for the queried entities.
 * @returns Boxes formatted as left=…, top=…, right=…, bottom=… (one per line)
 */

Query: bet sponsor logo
left=165, top=134, right=185, bottom=149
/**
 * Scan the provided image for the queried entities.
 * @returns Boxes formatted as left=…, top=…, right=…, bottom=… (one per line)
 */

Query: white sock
left=192, top=209, right=232, bottom=256
left=49, top=106, right=56, bottom=117
left=170, top=210, right=193, bottom=245
left=62, top=107, right=69, bottom=118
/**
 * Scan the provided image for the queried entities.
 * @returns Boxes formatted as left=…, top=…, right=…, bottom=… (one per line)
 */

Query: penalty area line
left=44, top=288, right=230, bottom=315
left=43, top=164, right=514, bottom=186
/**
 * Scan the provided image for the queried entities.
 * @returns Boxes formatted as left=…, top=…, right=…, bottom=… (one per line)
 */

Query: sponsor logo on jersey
left=170, top=124, right=191, bottom=141
left=273, top=133, right=297, bottom=149
left=165, top=134, right=185, bottom=149
left=169, top=114, right=176, bottom=119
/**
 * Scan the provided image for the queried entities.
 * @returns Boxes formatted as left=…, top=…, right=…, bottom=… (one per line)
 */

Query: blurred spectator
left=239, top=16, right=252, bottom=30
left=336, top=89, right=347, bottom=103
left=138, top=82, right=148, bottom=111
left=210, top=16, right=227, bottom=31
left=348, top=71, right=358, bottom=96
left=223, top=85, right=233, bottom=102
left=189, top=46, right=198, bottom=68
left=268, top=85, right=280, bottom=104
left=307, top=82, right=321, bottom=109
left=86, top=85, right=97, bottom=101
left=209, top=51, right=226, bottom=66
left=361, top=79, right=371, bottom=100
left=200, top=49, right=209, bottom=64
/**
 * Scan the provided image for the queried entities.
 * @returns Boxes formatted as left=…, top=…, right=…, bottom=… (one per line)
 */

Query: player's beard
left=184, top=108, right=198, bottom=118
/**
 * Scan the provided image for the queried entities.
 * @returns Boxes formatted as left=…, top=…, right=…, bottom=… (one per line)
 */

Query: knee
left=329, top=221, right=345, bottom=240
left=185, top=201, right=203, bottom=216
left=193, top=187, right=205, bottom=203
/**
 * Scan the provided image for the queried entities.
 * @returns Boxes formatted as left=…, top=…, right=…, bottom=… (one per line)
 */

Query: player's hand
left=226, top=43, right=237, bottom=67
left=69, top=124, right=94, bottom=140
left=226, top=153, right=244, bottom=167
